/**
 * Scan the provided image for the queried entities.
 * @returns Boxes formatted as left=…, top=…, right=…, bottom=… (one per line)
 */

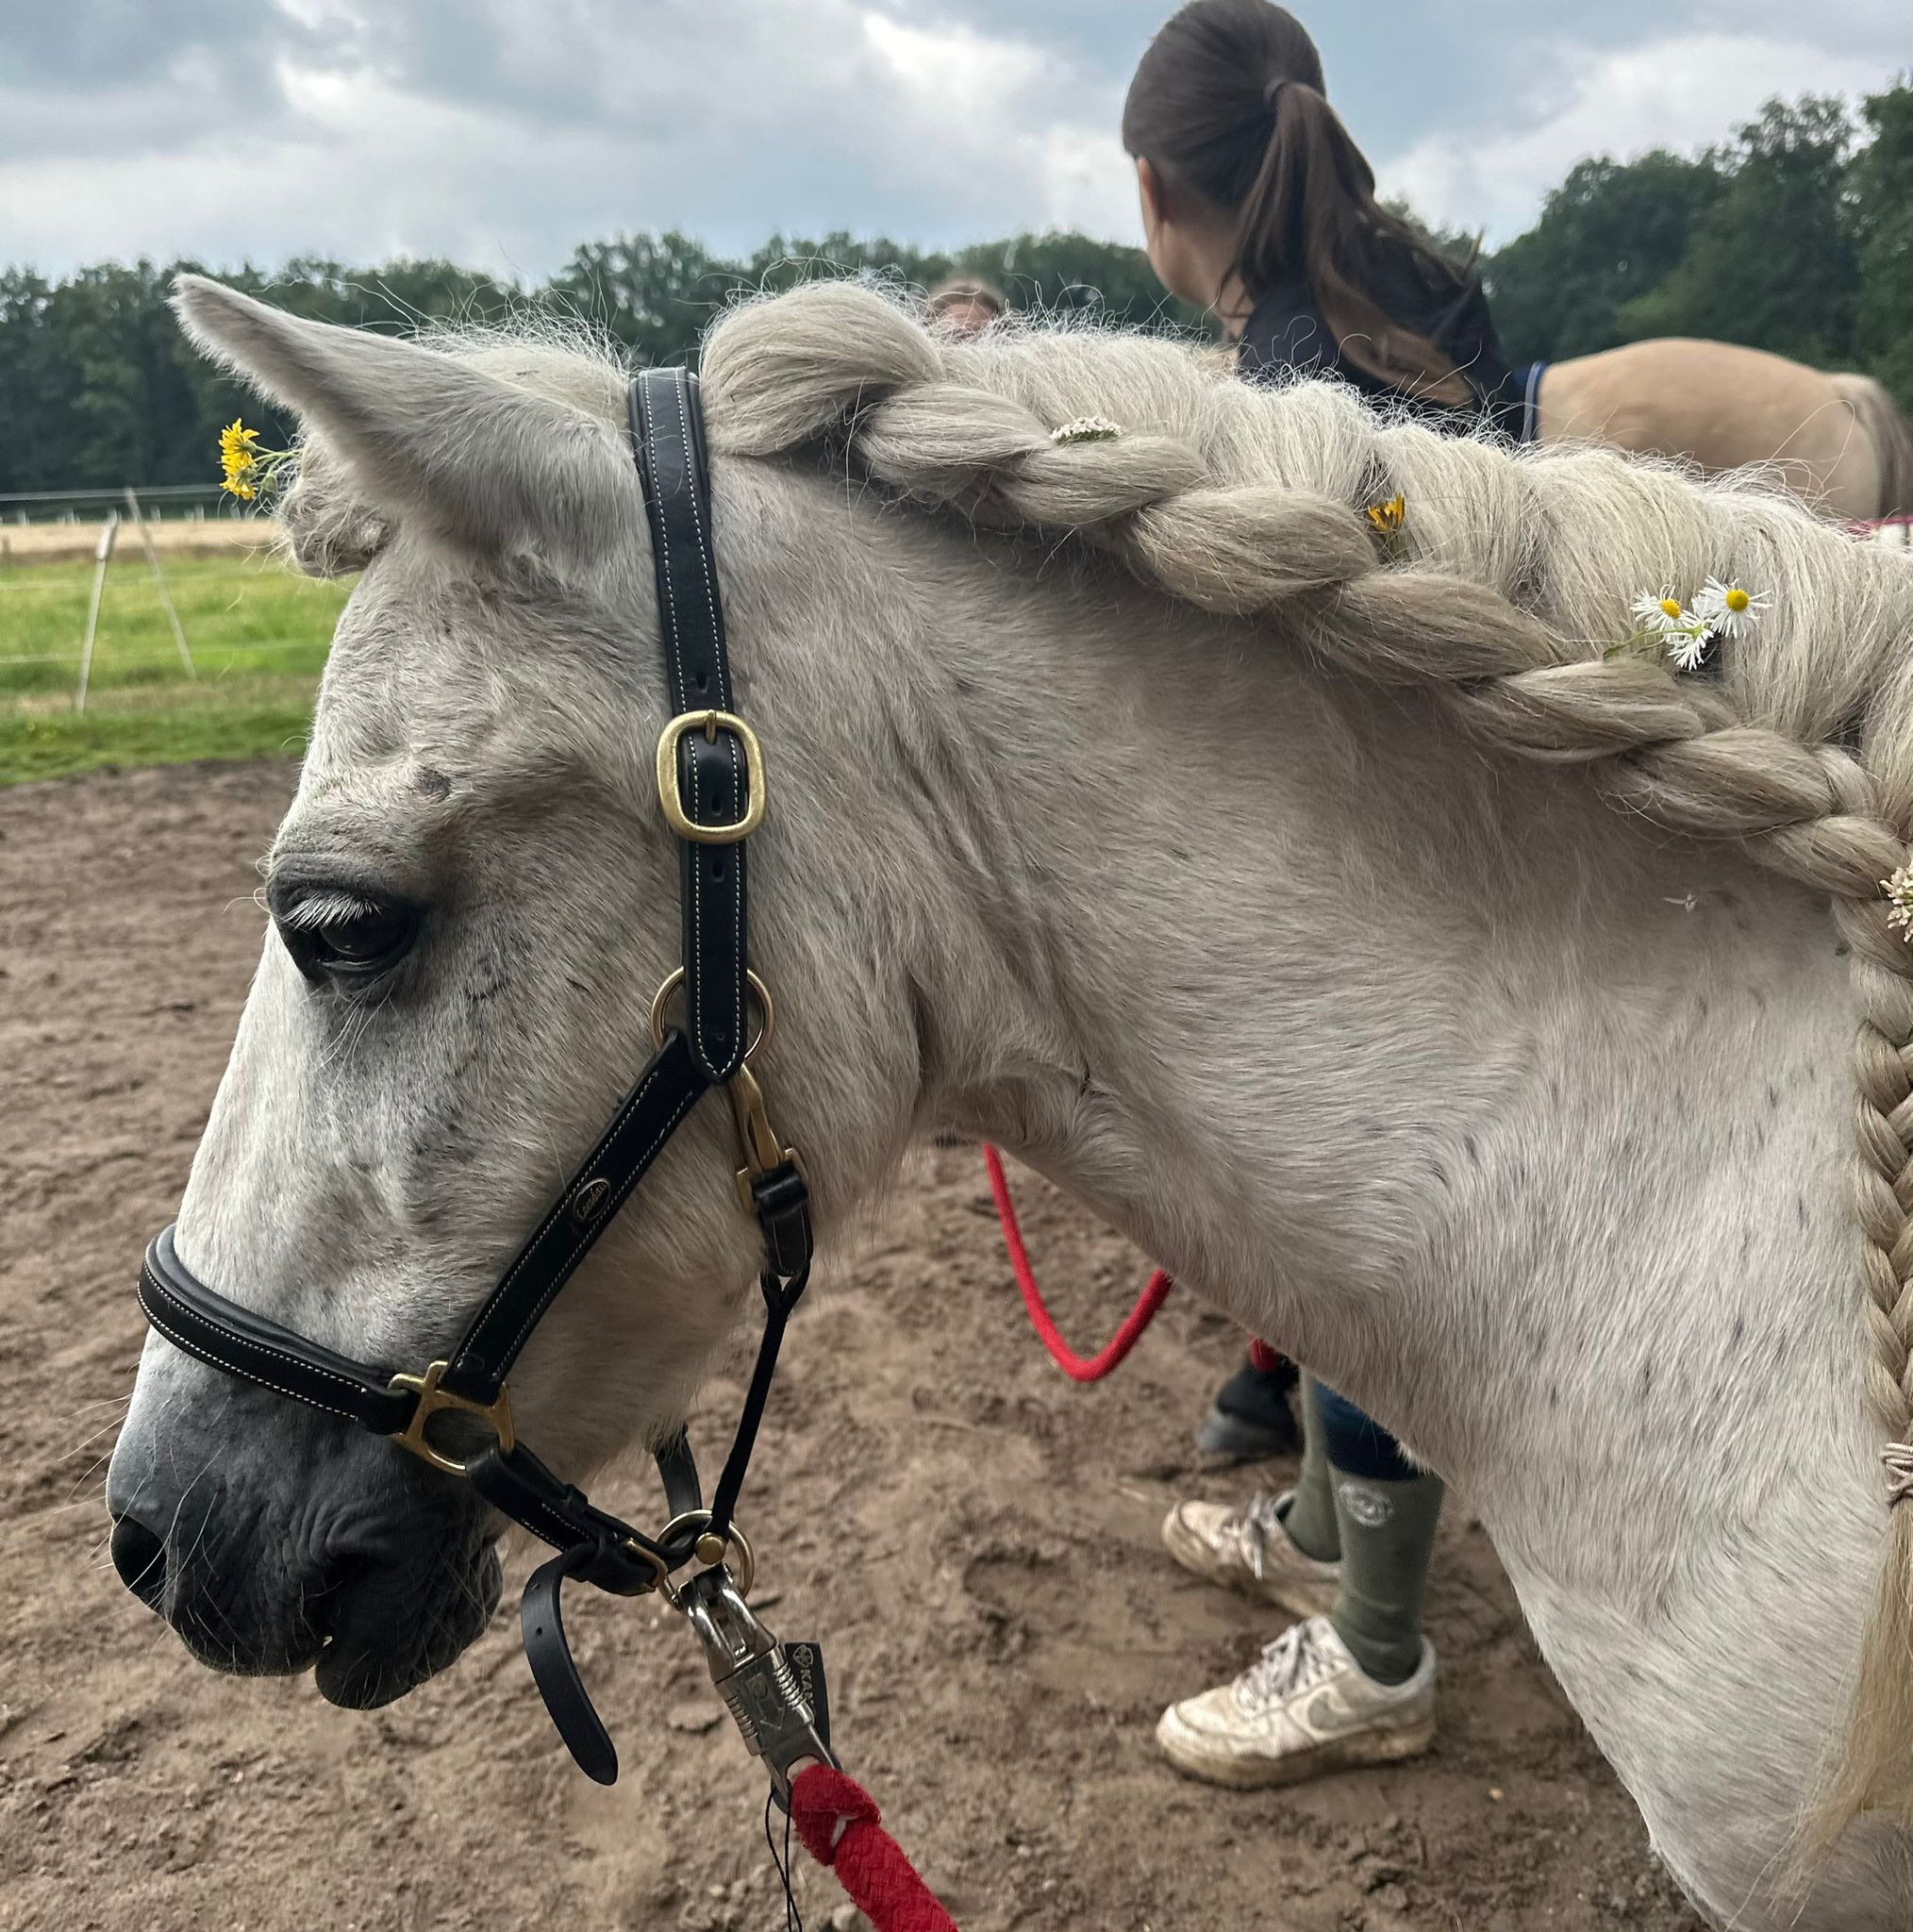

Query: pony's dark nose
left=110, top=1511, right=168, bottom=1612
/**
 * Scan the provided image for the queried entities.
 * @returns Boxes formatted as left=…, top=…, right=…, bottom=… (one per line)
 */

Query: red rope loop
left=982, top=1145, right=1174, bottom=1382
left=790, top=1764, right=960, bottom=1932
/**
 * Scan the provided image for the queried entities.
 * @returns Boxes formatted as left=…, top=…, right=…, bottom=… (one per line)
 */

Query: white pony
left=108, top=275, right=1913, bottom=1929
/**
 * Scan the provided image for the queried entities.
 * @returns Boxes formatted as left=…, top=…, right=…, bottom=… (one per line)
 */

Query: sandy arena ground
left=0, top=759, right=1707, bottom=1932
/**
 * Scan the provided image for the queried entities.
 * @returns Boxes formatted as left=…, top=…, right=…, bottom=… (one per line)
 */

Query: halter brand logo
left=573, top=1176, right=613, bottom=1223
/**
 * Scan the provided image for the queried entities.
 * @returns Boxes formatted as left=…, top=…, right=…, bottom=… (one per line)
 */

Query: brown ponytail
left=1123, top=0, right=1477, bottom=408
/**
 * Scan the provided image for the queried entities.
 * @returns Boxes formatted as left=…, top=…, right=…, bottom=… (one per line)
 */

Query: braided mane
left=702, top=279, right=1913, bottom=1850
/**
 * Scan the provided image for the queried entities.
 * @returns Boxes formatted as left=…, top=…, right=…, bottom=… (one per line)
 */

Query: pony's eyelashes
left=266, top=879, right=424, bottom=990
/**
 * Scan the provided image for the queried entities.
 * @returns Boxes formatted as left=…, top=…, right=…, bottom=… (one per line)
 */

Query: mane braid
left=701, top=278, right=1913, bottom=1856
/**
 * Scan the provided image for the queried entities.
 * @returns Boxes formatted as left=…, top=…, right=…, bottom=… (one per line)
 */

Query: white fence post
left=75, top=510, right=121, bottom=714
left=124, top=487, right=196, bottom=677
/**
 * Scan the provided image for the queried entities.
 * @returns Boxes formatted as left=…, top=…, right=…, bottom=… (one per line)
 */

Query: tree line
left=2, top=81, right=1906, bottom=497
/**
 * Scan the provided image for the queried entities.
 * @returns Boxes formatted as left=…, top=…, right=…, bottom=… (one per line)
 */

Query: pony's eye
left=271, top=890, right=422, bottom=986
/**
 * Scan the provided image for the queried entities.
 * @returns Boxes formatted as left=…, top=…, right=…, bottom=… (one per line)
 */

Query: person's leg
left=1274, top=1371, right=1339, bottom=1560
left=1195, top=1349, right=1301, bottom=1459
left=1161, top=1367, right=1338, bottom=1614
left=1156, top=1384, right=1439, bottom=1786
left=1312, top=1384, right=1444, bottom=1687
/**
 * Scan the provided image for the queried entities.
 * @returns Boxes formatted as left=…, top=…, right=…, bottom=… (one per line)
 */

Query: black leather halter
left=135, top=367, right=815, bottom=1785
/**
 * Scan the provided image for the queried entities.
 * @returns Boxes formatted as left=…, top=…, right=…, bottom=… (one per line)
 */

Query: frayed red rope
left=790, top=1764, right=960, bottom=1932
left=982, top=1145, right=1173, bottom=1382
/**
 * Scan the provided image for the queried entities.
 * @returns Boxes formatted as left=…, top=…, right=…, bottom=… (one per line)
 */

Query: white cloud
left=859, top=12, right=1134, bottom=236
left=0, top=4, right=1904, bottom=276
left=0, top=0, right=1140, bottom=275
left=1377, top=31, right=1900, bottom=242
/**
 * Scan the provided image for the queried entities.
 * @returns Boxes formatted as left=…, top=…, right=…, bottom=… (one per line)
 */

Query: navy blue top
left=1238, top=236, right=1524, bottom=438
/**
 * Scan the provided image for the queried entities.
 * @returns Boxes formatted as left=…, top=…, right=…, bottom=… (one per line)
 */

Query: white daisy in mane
left=1630, top=589, right=1690, bottom=637
left=1692, top=577, right=1772, bottom=639
left=1666, top=623, right=1715, bottom=674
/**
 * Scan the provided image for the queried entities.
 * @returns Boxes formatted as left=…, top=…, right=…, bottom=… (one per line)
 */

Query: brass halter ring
left=657, top=1509, right=756, bottom=1599
left=649, top=967, right=775, bottom=1059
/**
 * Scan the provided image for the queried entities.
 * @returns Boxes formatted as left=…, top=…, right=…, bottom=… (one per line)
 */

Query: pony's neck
left=826, top=512, right=1871, bottom=1543
left=734, top=469, right=1893, bottom=1904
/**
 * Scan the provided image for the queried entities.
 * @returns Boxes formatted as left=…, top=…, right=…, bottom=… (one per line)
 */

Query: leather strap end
left=523, top=1554, right=619, bottom=1786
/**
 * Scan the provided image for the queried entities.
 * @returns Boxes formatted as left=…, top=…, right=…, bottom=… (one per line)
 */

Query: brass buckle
left=388, top=1359, right=515, bottom=1477
left=615, top=1538, right=673, bottom=1595
left=655, top=710, right=766, bottom=844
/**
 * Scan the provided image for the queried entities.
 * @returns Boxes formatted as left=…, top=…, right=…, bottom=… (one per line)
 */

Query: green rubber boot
left=1327, top=1467, right=1444, bottom=1687
left=1277, top=1374, right=1341, bottom=1563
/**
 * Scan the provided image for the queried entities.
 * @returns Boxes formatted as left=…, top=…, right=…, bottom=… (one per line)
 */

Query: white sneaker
left=1160, top=1491, right=1340, bottom=1617
left=1156, top=1615, right=1437, bottom=1789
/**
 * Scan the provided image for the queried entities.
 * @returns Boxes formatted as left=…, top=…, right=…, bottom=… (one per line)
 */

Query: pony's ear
left=172, top=275, right=635, bottom=565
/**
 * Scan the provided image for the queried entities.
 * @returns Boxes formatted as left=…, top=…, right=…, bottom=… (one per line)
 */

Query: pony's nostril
left=110, top=1514, right=168, bottom=1611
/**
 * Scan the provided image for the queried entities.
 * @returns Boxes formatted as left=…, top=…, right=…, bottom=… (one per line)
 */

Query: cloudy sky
left=3, top=0, right=1906, bottom=278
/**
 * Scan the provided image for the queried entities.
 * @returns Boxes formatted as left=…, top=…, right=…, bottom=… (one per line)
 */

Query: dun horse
left=1537, top=336, right=1913, bottom=520
left=108, top=275, right=1913, bottom=1928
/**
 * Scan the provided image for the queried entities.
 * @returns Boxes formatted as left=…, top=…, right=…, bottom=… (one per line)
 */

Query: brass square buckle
left=389, top=1359, right=515, bottom=1476
left=655, top=709, right=766, bottom=844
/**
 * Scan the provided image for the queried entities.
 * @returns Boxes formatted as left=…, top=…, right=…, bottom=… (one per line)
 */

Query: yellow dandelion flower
left=1366, top=493, right=1406, bottom=536
left=219, top=419, right=262, bottom=499
left=217, top=419, right=295, bottom=503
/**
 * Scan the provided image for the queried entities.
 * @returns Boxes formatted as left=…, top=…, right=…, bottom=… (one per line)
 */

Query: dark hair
left=1123, top=0, right=1474, bottom=407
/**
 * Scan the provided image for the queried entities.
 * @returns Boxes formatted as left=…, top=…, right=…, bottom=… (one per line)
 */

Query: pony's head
left=102, top=279, right=919, bottom=1707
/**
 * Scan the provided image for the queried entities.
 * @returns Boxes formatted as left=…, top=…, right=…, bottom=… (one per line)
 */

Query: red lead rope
left=982, top=1145, right=1175, bottom=1381
left=790, top=1764, right=960, bottom=1932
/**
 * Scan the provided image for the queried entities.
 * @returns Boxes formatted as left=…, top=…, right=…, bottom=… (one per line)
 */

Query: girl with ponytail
left=1123, top=0, right=1526, bottom=433
left=1131, top=0, right=1459, bottom=1792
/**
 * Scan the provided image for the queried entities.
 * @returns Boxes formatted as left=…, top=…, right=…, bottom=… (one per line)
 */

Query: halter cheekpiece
left=135, top=367, right=832, bottom=1793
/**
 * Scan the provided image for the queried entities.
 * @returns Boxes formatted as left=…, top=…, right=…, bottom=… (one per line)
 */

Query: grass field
left=0, top=547, right=351, bottom=785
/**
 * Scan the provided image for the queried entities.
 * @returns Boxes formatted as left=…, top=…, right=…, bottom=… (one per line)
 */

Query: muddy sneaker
left=1160, top=1491, right=1340, bottom=1617
left=1156, top=1616, right=1437, bottom=1789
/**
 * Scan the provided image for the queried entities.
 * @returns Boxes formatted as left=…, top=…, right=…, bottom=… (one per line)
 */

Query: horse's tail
left=1830, top=372, right=1913, bottom=517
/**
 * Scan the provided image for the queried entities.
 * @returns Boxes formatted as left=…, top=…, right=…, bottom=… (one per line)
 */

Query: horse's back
left=1537, top=337, right=1887, bottom=517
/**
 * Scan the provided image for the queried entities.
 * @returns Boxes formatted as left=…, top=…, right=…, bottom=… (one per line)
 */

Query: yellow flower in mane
left=1365, top=493, right=1406, bottom=536
left=217, top=419, right=295, bottom=503
left=219, top=420, right=261, bottom=499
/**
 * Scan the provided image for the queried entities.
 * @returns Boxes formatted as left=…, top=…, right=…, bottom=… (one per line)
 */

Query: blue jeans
left=1315, top=1383, right=1417, bottom=1481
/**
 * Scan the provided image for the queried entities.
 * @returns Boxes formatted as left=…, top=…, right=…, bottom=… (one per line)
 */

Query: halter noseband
left=134, top=368, right=825, bottom=1789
